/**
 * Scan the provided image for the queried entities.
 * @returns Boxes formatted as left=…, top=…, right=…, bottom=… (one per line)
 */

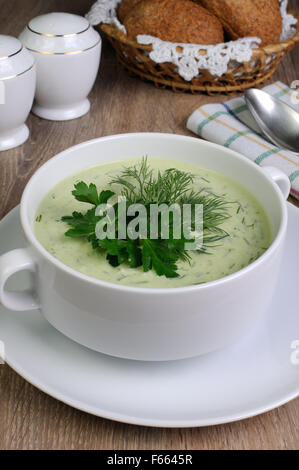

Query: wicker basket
left=97, top=11, right=299, bottom=94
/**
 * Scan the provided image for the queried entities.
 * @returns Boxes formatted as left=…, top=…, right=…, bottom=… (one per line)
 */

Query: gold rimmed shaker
left=0, top=35, right=36, bottom=150
left=19, top=12, right=101, bottom=121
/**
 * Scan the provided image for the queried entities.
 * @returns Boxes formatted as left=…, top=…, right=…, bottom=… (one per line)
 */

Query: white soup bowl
left=0, top=133, right=290, bottom=360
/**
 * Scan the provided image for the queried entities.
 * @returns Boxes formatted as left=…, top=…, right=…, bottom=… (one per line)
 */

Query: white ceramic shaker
left=0, top=35, right=36, bottom=151
left=19, top=13, right=101, bottom=121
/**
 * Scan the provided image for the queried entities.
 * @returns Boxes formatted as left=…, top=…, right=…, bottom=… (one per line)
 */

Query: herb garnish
left=62, top=158, right=231, bottom=278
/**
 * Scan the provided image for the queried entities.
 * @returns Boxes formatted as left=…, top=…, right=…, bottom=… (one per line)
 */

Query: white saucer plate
left=0, top=205, right=298, bottom=428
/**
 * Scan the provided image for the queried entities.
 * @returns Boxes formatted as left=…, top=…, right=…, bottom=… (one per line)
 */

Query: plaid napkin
left=187, top=81, right=299, bottom=199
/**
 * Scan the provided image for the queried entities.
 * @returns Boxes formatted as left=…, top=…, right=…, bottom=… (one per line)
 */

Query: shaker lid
left=0, top=35, right=34, bottom=80
left=0, top=35, right=22, bottom=59
left=28, top=12, right=90, bottom=36
left=19, top=12, right=101, bottom=54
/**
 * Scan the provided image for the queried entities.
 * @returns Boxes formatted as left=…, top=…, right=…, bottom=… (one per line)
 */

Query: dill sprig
left=110, top=157, right=195, bottom=205
left=111, top=157, right=230, bottom=250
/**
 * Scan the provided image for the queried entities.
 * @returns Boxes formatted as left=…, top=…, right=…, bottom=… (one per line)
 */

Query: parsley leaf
left=72, top=182, right=100, bottom=206
left=62, top=209, right=100, bottom=238
left=142, top=239, right=180, bottom=278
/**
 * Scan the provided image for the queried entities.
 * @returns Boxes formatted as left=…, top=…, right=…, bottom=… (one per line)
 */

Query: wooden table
left=0, top=0, right=298, bottom=450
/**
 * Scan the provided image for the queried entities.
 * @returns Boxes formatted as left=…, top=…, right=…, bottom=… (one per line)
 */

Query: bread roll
left=118, top=0, right=143, bottom=23
left=124, top=0, right=224, bottom=44
left=196, top=0, right=282, bottom=45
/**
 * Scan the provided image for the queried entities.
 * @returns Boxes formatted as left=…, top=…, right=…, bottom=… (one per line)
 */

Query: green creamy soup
left=34, top=158, right=272, bottom=288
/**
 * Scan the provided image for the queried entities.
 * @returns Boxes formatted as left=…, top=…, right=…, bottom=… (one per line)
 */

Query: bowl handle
left=0, top=248, right=40, bottom=311
left=261, top=166, right=291, bottom=200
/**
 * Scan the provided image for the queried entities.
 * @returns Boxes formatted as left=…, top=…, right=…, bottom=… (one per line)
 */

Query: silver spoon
left=245, top=88, right=299, bottom=153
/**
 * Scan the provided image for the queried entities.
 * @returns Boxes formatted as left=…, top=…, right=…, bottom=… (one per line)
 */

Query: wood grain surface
left=0, top=0, right=298, bottom=450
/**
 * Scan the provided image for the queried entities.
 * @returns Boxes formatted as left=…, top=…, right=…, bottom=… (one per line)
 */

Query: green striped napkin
left=187, top=81, right=299, bottom=199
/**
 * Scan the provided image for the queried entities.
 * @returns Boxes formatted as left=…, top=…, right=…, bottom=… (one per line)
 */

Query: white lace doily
left=86, top=0, right=297, bottom=81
